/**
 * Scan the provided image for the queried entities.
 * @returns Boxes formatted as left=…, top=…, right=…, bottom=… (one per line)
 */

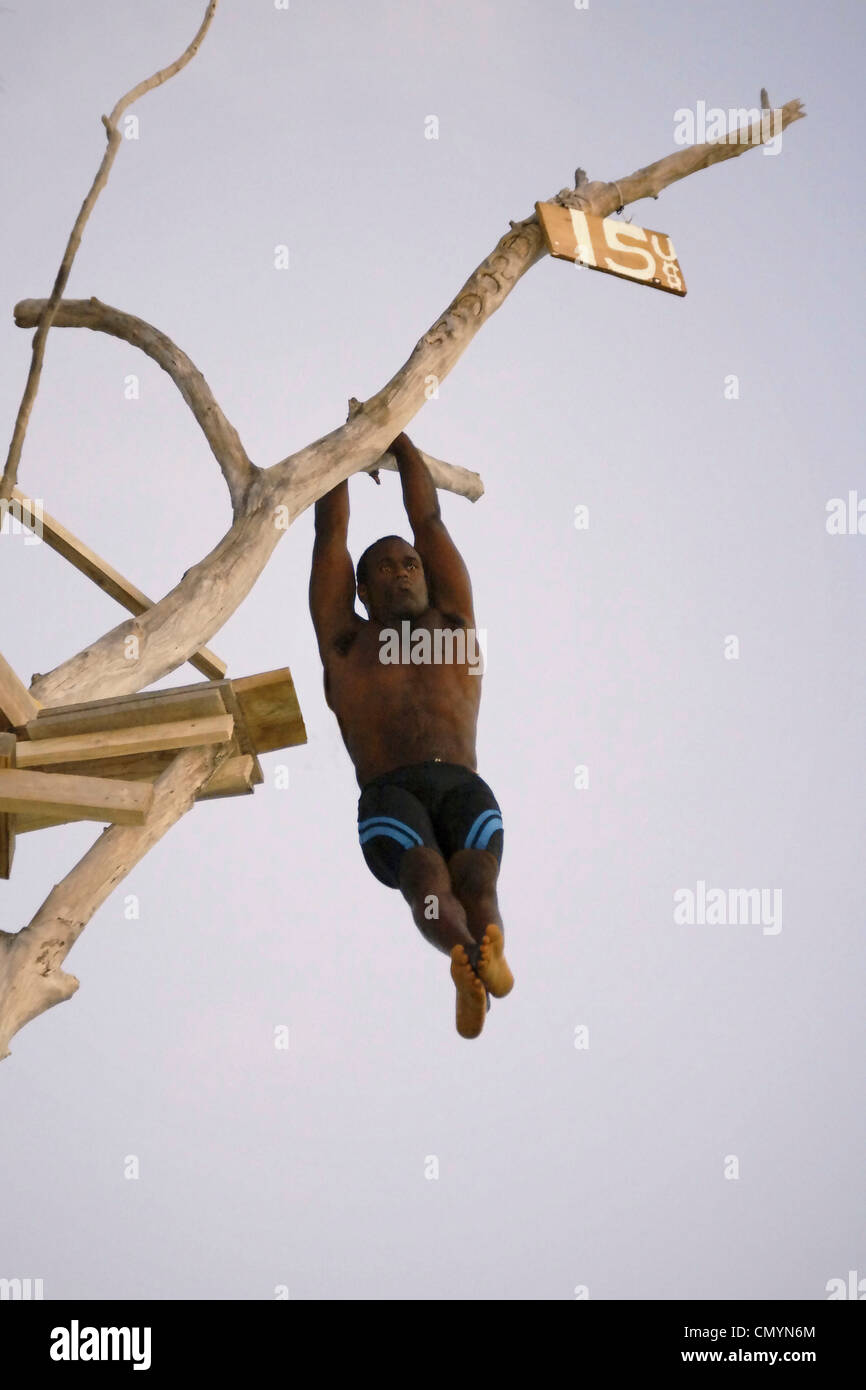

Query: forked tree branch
left=0, top=0, right=219, bottom=504
left=24, top=92, right=806, bottom=708
left=15, top=297, right=257, bottom=515
left=12, top=299, right=479, bottom=511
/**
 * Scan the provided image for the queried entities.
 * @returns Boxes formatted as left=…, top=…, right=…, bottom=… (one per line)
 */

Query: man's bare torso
left=323, top=607, right=482, bottom=788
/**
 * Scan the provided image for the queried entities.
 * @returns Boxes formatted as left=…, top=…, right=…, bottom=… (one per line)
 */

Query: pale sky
left=1, top=0, right=864, bottom=1300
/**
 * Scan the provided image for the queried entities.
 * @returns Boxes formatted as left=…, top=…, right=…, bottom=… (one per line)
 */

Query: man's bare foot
left=477, top=923, right=514, bottom=998
left=450, top=945, right=487, bottom=1038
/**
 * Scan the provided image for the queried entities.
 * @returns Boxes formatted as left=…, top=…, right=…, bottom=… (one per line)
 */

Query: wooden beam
left=0, top=768, right=153, bottom=825
left=0, top=733, right=15, bottom=878
left=10, top=488, right=226, bottom=681
left=18, top=749, right=209, bottom=786
left=25, top=683, right=229, bottom=741
left=15, top=754, right=258, bottom=832
left=15, top=714, right=234, bottom=769
left=0, top=651, right=41, bottom=728
left=24, top=666, right=306, bottom=763
left=231, top=669, right=307, bottom=754
left=198, top=753, right=257, bottom=800
left=22, top=675, right=271, bottom=786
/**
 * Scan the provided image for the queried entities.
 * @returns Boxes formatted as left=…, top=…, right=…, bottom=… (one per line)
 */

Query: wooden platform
left=0, top=668, right=307, bottom=868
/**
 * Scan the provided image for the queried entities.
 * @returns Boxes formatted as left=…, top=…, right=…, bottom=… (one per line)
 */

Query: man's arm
left=309, top=479, right=361, bottom=659
left=391, top=432, right=475, bottom=626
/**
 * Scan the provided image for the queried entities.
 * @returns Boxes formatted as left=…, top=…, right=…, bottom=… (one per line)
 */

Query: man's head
left=356, top=535, right=429, bottom=623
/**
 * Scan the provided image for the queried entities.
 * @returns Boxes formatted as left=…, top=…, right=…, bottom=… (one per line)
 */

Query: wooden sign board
left=536, top=202, right=687, bottom=296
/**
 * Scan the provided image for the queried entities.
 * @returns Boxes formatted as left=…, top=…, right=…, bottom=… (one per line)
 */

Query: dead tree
left=0, top=0, right=806, bottom=1058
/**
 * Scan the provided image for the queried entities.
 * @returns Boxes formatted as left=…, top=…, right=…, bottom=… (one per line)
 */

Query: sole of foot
left=477, top=923, right=514, bottom=998
left=450, top=945, right=487, bottom=1039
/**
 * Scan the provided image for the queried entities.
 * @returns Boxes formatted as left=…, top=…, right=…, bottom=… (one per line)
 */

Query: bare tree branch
left=275, top=100, right=808, bottom=509
left=361, top=448, right=482, bottom=502
left=0, top=0, right=219, bottom=504
left=270, top=210, right=546, bottom=502
left=26, top=96, right=806, bottom=707
left=15, top=297, right=257, bottom=515
left=0, top=742, right=230, bottom=1059
left=552, top=97, right=806, bottom=215
left=11, top=299, right=480, bottom=520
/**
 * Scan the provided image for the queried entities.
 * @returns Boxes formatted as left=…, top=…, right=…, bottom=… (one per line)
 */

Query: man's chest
left=324, top=613, right=484, bottom=704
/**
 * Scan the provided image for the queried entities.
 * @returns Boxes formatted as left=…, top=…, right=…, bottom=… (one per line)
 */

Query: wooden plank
left=15, top=754, right=259, bottom=832
left=19, top=749, right=192, bottom=784
left=198, top=753, right=257, bottom=800
left=10, top=488, right=226, bottom=680
left=0, top=768, right=153, bottom=825
left=25, top=750, right=182, bottom=785
left=535, top=202, right=687, bottom=296
left=25, top=682, right=229, bottom=741
left=214, top=682, right=263, bottom=785
left=231, top=669, right=307, bottom=754
left=0, top=651, right=41, bottom=728
left=0, top=733, right=15, bottom=878
left=25, top=669, right=307, bottom=762
left=20, top=677, right=256, bottom=787
left=15, top=714, right=234, bottom=769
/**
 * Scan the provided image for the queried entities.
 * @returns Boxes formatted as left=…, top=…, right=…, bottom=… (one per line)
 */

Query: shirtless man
left=309, top=431, right=514, bottom=1038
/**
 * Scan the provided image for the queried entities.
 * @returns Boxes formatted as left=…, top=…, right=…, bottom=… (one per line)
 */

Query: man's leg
left=397, top=845, right=476, bottom=958
left=447, top=847, right=514, bottom=998
left=447, top=847, right=502, bottom=945
left=357, top=771, right=491, bottom=1037
left=397, top=846, right=487, bottom=1039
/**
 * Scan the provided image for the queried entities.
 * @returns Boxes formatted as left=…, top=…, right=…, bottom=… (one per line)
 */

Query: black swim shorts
left=357, top=760, right=504, bottom=889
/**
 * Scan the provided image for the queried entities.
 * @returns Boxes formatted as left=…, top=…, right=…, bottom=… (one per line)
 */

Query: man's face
left=360, top=542, right=428, bottom=621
